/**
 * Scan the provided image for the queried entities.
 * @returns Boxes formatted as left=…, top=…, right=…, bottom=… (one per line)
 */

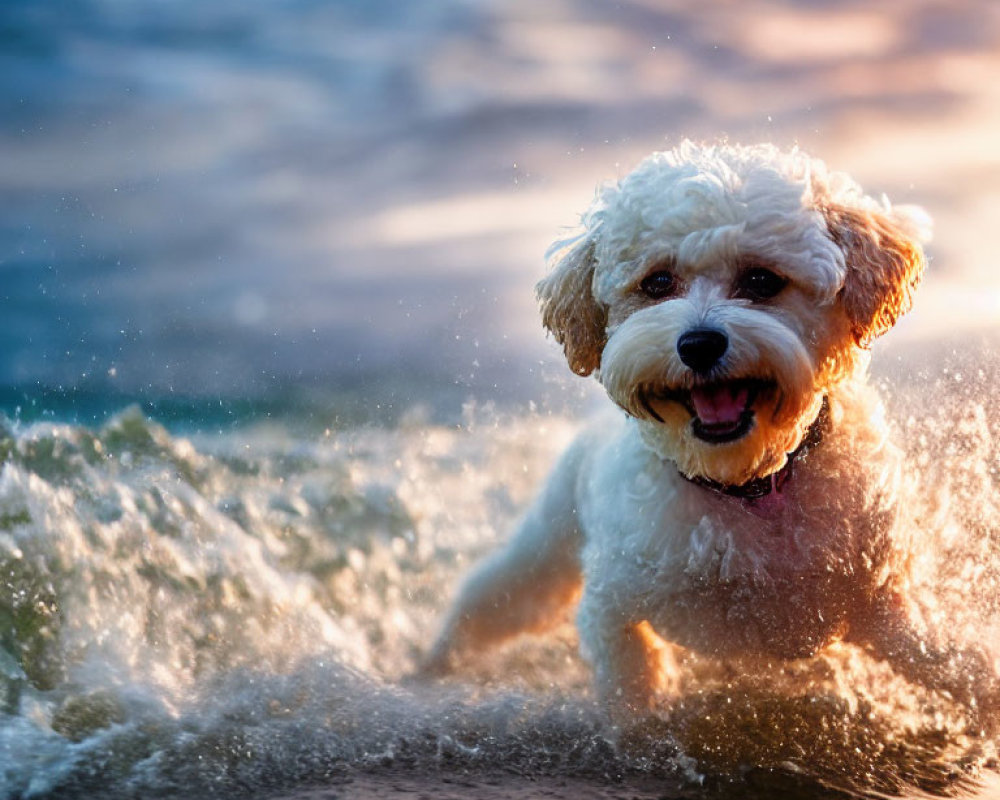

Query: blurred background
left=2, top=0, right=999, bottom=426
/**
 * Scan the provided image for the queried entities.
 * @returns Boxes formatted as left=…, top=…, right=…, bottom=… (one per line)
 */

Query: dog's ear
left=821, top=202, right=928, bottom=347
left=536, top=235, right=607, bottom=376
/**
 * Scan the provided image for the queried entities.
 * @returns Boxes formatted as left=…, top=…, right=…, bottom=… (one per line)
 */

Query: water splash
left=0, top=379, right=997, bottom=798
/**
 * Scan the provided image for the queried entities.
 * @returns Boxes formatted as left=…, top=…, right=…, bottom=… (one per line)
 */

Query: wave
left=0, top=392, right=997, bottom=798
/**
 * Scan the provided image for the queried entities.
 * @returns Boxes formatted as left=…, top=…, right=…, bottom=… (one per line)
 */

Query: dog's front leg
left=419, top=442, right=588, bottom=677
left=577, top=591, right=676, bottom=722
left=848, top=592, right=999, bottom=726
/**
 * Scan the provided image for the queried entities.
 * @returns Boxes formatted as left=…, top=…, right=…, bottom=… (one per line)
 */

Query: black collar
left=684, top=397, right=830, bottom=500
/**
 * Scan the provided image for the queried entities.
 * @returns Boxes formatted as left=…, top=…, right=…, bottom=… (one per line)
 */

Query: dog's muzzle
left=671, top=328, right=761, bottom=442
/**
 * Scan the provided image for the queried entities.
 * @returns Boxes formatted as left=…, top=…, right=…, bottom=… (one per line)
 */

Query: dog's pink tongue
left=690, top=385, right=749, bottom=425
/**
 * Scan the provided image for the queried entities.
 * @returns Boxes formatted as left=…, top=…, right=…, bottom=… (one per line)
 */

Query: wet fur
left=424, top=142, right=998, bottom=723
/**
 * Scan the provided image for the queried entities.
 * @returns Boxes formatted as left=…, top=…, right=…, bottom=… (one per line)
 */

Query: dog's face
left=538, top=143, right=927, bottom=484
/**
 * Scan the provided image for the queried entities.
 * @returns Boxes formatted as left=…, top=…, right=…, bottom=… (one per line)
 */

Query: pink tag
left=741, top=473, right=788, bottom=519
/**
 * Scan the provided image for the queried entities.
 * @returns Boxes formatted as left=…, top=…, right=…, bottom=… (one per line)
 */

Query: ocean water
left=0, top=342, right=999, bottom=799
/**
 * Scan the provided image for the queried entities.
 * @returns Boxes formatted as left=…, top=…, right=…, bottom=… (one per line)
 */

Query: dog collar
left=685, top=397, right=830, bottom=501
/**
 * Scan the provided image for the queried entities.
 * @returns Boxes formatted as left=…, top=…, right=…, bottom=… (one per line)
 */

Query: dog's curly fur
left=424, top=141, right=998, bottom=721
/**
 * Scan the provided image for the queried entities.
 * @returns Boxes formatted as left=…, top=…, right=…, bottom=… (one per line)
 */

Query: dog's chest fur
left=576, top=397, right=901, bottom=659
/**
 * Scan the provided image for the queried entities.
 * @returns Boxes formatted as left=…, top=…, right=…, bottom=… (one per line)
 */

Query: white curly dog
left=424, top=141, right=998, bottom=722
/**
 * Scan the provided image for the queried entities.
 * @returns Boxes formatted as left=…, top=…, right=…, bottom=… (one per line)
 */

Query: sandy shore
left=264, top=765, right=1000, bottom=800
left=262, top=766, right=1000, bottom=800
left=268, top=770, right=691, bottom=800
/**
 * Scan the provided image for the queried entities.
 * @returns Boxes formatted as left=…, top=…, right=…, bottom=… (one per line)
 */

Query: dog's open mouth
left=643, top=379, right=772, bottom=443
left=689, top=381, right=759, bottom=443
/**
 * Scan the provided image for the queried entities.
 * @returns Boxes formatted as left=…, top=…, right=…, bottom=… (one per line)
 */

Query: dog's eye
left=640, top=270, right=677, bottom=299
left=734, top=267, right=787, bottom=302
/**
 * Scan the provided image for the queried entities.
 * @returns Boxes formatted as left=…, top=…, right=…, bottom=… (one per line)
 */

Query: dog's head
left=538, top=142, right=928, bottom=484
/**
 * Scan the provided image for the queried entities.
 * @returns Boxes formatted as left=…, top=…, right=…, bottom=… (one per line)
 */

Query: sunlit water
left=1, top=343, right=998, bottom=800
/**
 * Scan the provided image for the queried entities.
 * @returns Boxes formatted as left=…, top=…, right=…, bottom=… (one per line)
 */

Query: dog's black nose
left=677, top=328, right=728, bottom=373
